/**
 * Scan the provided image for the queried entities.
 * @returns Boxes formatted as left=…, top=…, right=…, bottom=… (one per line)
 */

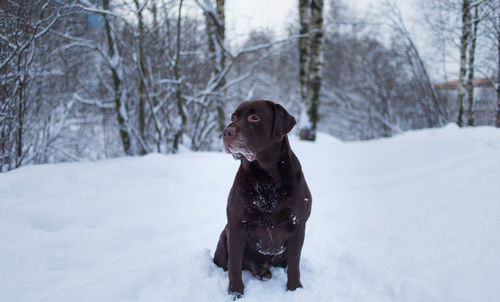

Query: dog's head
left=223, top=100, right=296, bottom=161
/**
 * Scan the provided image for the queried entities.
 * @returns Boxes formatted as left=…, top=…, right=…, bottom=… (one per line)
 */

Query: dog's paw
left=229, top=291, right=243, bottom=300
left=228, top=282, right=244, bottom=299
left=286, top=280, right=303, bottom=291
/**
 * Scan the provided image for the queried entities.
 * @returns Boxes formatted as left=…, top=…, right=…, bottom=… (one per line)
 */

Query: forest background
left=1, top=0, right=499, bottom=172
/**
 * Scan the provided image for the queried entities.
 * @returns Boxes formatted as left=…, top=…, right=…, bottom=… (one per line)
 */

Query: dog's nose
left=223, top=127, right=236, bottom=139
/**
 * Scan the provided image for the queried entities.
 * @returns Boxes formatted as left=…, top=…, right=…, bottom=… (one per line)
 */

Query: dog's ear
left=272, top=103, right=296, bottom=142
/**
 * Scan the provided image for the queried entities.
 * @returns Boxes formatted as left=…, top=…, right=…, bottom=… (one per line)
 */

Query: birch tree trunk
left=133, top=0, right=147, bottom=154
left=172, top=0, right=186, bottom=153
left=102, top=0, right=132, bottom=155
left=466, top=4, right=479, bottom=127
left=299, top=0, right=324, bottom=141
left=204, top=0, right=226, bottom=133
left=298, top=0, right=310, bottom=105
left=457, top=0, right=471, bottom=127
left=215, top=0, right=225, bottom=132
left=15, top=65, right=26, bottom=168
left=497, top=10, right=500, bottom=128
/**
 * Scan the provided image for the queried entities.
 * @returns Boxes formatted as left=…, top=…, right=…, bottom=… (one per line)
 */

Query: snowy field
left=1, top=124, right=500, bottom=302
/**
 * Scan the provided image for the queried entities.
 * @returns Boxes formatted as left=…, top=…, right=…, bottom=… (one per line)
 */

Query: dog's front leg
left=286, top=224, right=305, bottom=291
left=227, top=222, right=247, bottom=297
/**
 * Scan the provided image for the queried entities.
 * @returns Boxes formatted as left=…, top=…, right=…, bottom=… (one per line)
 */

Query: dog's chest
left=247, top=179, right=290, bottom=213
left=242, top=181, right=297, bottom=232
left=238, top=170, right=300, bottom=255
left=250, top=183, right=278, bottom=212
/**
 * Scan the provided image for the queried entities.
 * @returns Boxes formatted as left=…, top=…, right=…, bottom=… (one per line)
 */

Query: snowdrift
left=1, top=124, right=500, bottom=302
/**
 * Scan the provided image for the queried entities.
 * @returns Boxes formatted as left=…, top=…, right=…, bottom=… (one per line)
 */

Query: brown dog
left=213, top=100, right=312, bottom=297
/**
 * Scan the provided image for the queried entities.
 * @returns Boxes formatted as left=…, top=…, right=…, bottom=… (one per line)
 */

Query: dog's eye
left=231, top=115, right=236, bottom=122
left=248, top=114, right=260, bottom=122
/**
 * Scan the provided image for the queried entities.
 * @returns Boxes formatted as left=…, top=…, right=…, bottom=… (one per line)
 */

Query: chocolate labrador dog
left=214, top=100, right=312, bottom=297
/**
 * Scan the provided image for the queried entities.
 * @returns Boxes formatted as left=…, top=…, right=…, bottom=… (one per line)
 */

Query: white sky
left=226, top=0, right=391, bottom=39
left=226, top=0, right=296, bottom=44
left=225, top=0, right=419, bottom=45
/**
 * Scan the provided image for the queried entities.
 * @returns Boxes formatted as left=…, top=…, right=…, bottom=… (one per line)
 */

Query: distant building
left=435, top=78, right=497, bottom=126
left=434, top=78, right=495, bottom=90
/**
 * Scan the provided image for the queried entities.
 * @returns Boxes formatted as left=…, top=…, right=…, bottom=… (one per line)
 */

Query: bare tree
left=466, top=4, right=480, bottom=126
left=100, top=0, right=135, bottom=154
left=0, top=0, right=64, bottom=172
left=172, top=0, right=186, bottom=153
left=423, top=0, right=499, bottom=127
left=195, top=0, right=226, bottom=134
left=492, top=3, right=500, bottom=128
left=382, top=1, right=447, bottom=126
left=133, top=0, right=149, bottom=154
left=298, top=0, right=309, bottom=111
left=299, top=0, right=325, bottom=141
left=457, top=0, right=472, bottom=127
left=497, top=10, right=500, bottom=128
left=2, top=0, right=291, bottom=171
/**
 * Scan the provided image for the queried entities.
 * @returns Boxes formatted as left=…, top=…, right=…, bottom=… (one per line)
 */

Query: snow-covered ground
left=1, top=124, right=500, bottom=302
